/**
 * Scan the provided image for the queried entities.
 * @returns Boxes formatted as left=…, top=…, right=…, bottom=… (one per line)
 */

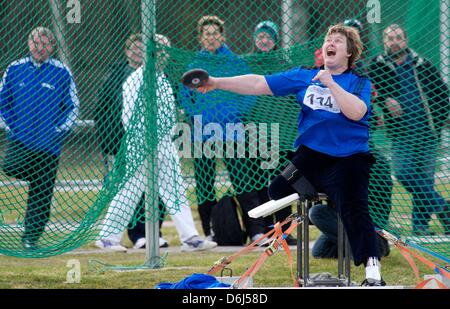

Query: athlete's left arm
left=313, top=70, right=367, bottom=121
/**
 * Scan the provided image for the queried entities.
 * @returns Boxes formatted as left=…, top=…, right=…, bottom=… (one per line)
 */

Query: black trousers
left=127, top=193, right=167, bottom=244
left=368, top=148, right=393, bottom=229
left=194, top=155, right=266, bottom=238
left=268, top=145, right=378, bottom=266
left=4, top=140, right=60, bottom=245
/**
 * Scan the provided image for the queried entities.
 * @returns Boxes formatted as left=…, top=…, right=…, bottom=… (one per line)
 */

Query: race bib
left=303, top=85, right=340, bottom=113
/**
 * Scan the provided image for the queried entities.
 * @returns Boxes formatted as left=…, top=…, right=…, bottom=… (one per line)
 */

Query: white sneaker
left=95, top=239, right=127, bottom=252
left=251, top=233, right=270, bottom=246
left=180, top=235, right=217, bottom=252
left=133, top=237, right=146, bottom=249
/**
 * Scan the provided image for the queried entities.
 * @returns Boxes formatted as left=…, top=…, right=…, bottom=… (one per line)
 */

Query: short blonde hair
left=197, top=15, right=225, bottom=35
left=28, top=27, right=57, bottom=49
left=325, top=24, right=363, bottom=68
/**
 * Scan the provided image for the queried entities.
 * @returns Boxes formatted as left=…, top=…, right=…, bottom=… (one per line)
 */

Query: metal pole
left=303, top=200, right=310, bottom=286
left=440, top=0, right=449, bottom=84
left=48, top=0, right=72, bottom=67
left=345, top=234, right=351, bottom=286
left=367, top=20, right=379, bottom=60
left=281, top=0, right=308, bottom=48
left=296, top=200, right=302, bottom=284
left=281, top=0, right=293, bottom=48
left=337, top=215, right=344, bottom=279
left=141, top=0, right=160, bottom=268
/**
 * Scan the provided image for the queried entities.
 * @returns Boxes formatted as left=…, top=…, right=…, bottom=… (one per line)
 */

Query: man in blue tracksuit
left=0, top=27, right=79, bottom=249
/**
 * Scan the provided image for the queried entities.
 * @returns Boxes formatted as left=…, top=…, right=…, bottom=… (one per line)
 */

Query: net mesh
left=0, top=0, right=448, bottom=259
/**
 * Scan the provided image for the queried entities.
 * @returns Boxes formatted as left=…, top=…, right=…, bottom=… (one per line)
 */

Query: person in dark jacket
left=0, top=27, right=79, bottom=249
left=368, top=24, right=450, bottom=236
left=95, top=33, right=143, bottom=170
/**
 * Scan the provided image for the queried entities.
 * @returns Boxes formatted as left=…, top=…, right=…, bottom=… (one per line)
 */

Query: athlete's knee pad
left=280, top=162, right=317, bottom=199
left=268, top=175, right=292, bottom=200
left=280, top=162, right=301, bottom=184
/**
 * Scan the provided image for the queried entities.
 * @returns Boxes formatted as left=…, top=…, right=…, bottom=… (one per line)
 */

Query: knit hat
left=343, top=19, right=363, bottom=32
left=254, top=20, right=279, bottom=43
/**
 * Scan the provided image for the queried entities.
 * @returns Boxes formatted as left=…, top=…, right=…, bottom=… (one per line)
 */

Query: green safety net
left=0, top=0, right=448, bottom=260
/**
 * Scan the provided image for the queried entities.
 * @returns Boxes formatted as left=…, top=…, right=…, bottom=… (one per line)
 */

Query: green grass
left=0, top=217, right=447, bottom=288
left=380, top=181, right=450, bottom=235
left=0, top=242, right=440, bottom=288
left=0, top=218, right=444, bottom=288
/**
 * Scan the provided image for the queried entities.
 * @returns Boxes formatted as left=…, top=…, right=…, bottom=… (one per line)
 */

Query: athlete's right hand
left=197, top=77, right=217, bottom=94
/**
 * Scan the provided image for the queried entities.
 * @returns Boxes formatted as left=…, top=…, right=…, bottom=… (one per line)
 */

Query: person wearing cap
left=180, top=15, right=266, bottom=245
left=254, top=21, right=279, bottom=53
left=252, top=20, right=293, bottom=72
left=250, top=21, right=296, bottom=246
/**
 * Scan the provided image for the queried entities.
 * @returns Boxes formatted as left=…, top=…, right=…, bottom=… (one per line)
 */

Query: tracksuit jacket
left=0, top=56, right=79, bottom=156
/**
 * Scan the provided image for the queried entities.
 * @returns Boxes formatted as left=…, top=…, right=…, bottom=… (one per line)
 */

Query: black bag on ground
left=211, top=195, right=246, bottom=246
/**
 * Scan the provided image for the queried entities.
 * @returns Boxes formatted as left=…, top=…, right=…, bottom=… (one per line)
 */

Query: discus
left=180, top=69, right=209, bottom=88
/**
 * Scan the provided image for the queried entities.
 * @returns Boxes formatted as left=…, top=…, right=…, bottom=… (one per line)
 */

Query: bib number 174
left=303, top=85, right=340, bottom=113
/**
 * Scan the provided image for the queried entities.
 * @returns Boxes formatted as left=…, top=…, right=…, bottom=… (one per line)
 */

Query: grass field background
left=0, top=180, right=449, bottom=288
left=0, top=240, right=441, bottom=289
left=0, top=213, right=445, bottom=289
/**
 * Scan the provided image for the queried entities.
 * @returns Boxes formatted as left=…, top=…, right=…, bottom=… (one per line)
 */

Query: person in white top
left=95, top=34, right=217, bottom=252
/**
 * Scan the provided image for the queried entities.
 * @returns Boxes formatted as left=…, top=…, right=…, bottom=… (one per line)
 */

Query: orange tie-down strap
left=207, top=214, right=301, bottom=288
left=377, top=230, right=449, bottom=289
